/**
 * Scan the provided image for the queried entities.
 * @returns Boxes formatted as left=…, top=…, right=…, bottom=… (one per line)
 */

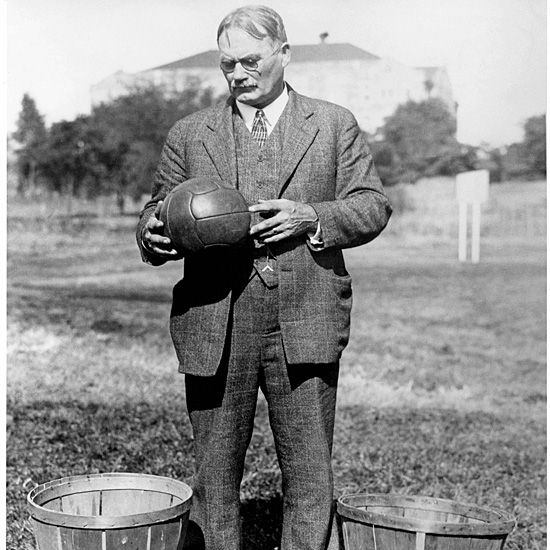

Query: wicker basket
left=337, top=494, right=515, bottom=550
left=27, top=473, right=193, bottom=550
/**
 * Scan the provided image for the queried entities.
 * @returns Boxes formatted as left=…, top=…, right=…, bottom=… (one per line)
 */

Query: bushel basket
left=337, top=493, right=515, bottom=550
left=27, top=473, right=193, bottom=550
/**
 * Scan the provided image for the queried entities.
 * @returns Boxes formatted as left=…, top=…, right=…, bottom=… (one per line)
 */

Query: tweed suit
left=137, top=86, right=391, bottom=550
left=137, top=88, right=392, bottom=376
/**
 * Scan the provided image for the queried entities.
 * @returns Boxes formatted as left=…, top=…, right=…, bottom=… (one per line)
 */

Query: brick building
left=91, top=40, right=454, bottom=135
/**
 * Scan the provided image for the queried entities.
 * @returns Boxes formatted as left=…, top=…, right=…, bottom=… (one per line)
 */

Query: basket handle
left=23, top=478, right=39, bottom=491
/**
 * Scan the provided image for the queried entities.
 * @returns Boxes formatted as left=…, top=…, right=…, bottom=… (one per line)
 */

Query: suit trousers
left=184, top=271, right=339, bottom=550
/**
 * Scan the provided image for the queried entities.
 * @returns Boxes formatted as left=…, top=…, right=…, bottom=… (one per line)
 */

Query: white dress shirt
left=235, top=85, right=289, bottom=135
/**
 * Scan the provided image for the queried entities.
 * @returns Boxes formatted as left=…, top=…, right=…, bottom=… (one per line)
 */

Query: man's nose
left=232, top=62, right=248, bottom=81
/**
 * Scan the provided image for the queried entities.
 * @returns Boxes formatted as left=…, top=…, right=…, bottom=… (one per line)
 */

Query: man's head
left=217, top=5, right=290, bottom=109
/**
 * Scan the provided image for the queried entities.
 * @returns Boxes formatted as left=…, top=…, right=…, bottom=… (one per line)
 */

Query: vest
left=233, top=108, right=287, bottom=288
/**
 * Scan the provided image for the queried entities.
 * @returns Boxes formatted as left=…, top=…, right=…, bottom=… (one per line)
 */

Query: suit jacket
left=137, top=87, right=392, bottom=376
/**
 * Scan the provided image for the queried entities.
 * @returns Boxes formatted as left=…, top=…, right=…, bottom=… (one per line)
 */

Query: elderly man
left=137, top=5, right=391, bottom=550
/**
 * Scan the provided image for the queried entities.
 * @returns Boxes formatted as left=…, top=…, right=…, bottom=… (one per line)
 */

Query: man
left=137, top=5, right=392, bottom=549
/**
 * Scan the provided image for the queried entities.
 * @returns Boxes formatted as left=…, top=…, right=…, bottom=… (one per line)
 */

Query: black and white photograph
left=5, top=1, right=546, bottom=549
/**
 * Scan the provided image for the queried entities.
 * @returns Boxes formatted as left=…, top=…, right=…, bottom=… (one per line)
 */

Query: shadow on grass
left=242, top=496, right=283, bottom=550
left=9, top=283, right=173, bottom=307
left=182, top=499, right=283, bottom=550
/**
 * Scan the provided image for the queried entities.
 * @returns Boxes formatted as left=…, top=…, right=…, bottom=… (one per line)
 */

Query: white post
left=458, top=202, right=468, bottom=262
left=456, top=170, right=489, bottom=264
left=471, top=202, right=481, bottom=263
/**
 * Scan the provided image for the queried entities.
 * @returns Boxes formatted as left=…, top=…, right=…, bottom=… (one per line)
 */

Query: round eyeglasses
left=220, top=45, right=282, bottom=74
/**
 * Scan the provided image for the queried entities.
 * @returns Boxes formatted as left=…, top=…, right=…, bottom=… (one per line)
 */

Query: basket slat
left=31, top=520, right=59, bottom=550
left=59, top=526, right=103, bottom=549
left=404, top=508, right=448, bottom=523
left=100, top=489, right=173, bottom=517
left=416, top=532, right=426, bottom=550
left=342, top=521, right=376, bottom=550
left=425, top=533, right=458, bottom=550
left=61, top=491, right=101, bottom=517
left=105, top=525, right=149, bottom=549
left=105, top=489, right=148, bottom=516
left=374, top=526, right=416, bottom=550
left=142, top=491, right=176, bottom=514
left=43, top=498, right=62, bottom=512
left=429, top=535, right=505, bottom=550
left=150, top=517, right=185, bottom=550
left=470, top=536, right=505, bottom=550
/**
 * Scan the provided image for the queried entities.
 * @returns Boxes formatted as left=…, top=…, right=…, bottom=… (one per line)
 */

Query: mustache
left=231, top=83, right=258, bottom=90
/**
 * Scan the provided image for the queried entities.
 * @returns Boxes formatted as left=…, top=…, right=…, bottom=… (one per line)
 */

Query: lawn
left=6, top=181, right=546, bottom=549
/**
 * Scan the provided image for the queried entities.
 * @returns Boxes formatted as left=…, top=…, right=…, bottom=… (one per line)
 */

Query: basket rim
left=337, top=493, right=516, bottom=536
left=27, top=472, right=193, bottom=530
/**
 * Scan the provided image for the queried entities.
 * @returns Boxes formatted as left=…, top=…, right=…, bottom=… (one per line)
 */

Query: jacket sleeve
left=311, top=109, right=392, bottom=249
left=136, top=120, right=189, bottom=266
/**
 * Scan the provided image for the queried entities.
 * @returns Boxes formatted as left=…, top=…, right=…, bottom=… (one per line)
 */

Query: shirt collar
left=235, top=84, right=289, bottom=132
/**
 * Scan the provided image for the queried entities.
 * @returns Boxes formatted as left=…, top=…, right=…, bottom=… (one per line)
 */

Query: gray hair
left=217, top=5, right=288, bottom=45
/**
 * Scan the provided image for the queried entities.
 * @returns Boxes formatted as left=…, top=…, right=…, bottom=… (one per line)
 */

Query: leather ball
left=159, top=177, right=251, bottom=254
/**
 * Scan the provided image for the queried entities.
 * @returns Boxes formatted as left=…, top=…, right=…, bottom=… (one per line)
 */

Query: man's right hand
left=141, top=201, right=181, bottom=259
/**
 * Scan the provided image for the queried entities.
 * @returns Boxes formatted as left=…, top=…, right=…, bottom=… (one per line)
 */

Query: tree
left=368, top=140, right=399, bottom=186
left=12, top=94, right=48, bottom=196
left=494, top=114, right=546, bottom=181
left=38, top=116, right=109, bottom=214
left=88, top=81, right=217, bottom=212
left=522, top=114, right=545, bottom=178
left=29, top=80, right=219, bottom=213
left=372, top=98, right=476, bottom=185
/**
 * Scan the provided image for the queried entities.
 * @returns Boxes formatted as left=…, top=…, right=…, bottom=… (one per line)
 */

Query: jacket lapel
left=278, top=90, right=319, bottom=197
left=201, top=91, right=318, bottom=193
left=203, top=99, right=238, bottom=187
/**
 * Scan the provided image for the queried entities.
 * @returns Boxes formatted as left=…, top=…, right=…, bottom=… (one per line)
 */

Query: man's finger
left=257, top=228, right=290, bottom=244
left=249, top=213, right=285, bottom=235
left=248, top=199, right=288, bottom=213
left=156, top=247, right=180, bottom=256
left=152, top=235, right=172, bottom=246
left=249, top=203, right=274, bottom=213
left=147, top=213, right=164, bottom=230
left=147, top=235, right=180, bottom=256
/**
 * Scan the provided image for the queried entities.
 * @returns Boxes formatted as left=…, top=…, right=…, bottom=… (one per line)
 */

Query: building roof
left=146, top=43, right=380, bottom=72
left=291, top=43, right=380, bottom=63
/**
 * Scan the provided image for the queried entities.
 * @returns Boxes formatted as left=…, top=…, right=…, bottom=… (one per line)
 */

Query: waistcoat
left=233, top=108, right=287, bottom=287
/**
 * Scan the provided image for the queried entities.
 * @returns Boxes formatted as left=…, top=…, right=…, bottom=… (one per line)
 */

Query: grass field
left=6, top=180, right=546, bottom=549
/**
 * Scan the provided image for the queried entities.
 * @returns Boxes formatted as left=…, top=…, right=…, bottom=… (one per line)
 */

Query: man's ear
left=281, top=42, right=291, bottom=68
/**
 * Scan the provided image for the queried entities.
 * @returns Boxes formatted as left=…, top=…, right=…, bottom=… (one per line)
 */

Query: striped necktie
left=251, top=109, right=267, bottom=148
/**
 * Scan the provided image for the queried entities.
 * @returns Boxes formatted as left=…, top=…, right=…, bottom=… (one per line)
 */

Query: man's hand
left=249, top=199, right=318, bottom=244
left=141, top=201, right=181, bottom=259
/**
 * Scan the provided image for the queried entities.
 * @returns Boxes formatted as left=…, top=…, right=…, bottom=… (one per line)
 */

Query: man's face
left=218, top=27, right=290, bottom=109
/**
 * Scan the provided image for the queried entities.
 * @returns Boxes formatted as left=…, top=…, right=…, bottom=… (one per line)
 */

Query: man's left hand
left=249, top=199, right=318, bottom=244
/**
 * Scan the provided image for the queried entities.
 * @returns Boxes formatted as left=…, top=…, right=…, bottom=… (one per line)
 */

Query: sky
left=5, top=0, right=547, bottom=147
